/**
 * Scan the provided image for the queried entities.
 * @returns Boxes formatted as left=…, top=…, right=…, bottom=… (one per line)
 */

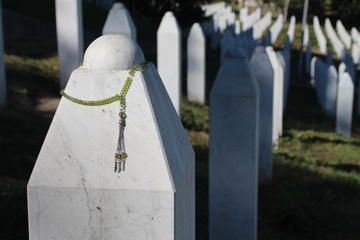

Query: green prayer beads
left=60, top=64, right=146, bottom=173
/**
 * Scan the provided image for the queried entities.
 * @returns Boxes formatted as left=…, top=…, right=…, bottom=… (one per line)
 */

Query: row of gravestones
left=27, top=3, right=296, bottom=240
left=313, top=16, right=327, bottom=54
left=312, top=16, right=360, bottom=65
left=324, top=18, right=346, bottom=59
left=303, top=16, right=360, bottom=137
left=206, top=8, right=299, bottom=238
left=351, top=28, right=360, bottom=64
left=309, top=50, right=358, bottom=137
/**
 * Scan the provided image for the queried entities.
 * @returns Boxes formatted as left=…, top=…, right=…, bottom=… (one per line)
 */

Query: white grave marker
left=209, top=51, right=259, bottom=240
left=157, top=11, right=182, bottom=114
left=336, top=66, right=354, bottom=137
left=102, top=3, right=137, bottom=40
left=266, top=47, right=284, bottom=142
left=55, top=0, right=84, bottom=89
left=27, top=35, right=195, bottom=240
left=187, top=23, right=206, bottom=103
left=250, top=46, right=274, bottom=182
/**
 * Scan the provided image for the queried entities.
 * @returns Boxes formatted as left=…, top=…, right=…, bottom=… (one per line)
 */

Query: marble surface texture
left=157, top=11, right=182, bottom=114
left=102, top=3, right=137, bottom=40
left=55, top=0, right=84, bottom=89
left=209, top=52, right=259, bottom=240
left=250, top=46, right=274, bottom=183
left=187, top=23, right=206, bottom=103
left=28, top=36, right=194, bottom=240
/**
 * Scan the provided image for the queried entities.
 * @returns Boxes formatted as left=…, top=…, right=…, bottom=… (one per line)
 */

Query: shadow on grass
left=259, top=154, right=360, bottom=240
left=284, top=49, right=360, bottom=137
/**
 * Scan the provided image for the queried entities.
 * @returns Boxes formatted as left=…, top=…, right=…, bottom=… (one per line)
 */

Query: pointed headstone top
left=189, top=23, right=204, bottom=40
left=158, top=11, right=180, bottom=34
left=113, top=2, right=124, bottom=8
left=84, top=34, right=144, bottom=71
left=102, top=2, right=137, bottom=40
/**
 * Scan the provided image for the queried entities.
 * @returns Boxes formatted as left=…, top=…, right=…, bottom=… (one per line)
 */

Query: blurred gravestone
left=187, top=23, right=206, bottom=103
left=102, top=2, right=137, bottom=40
left=336, top=66, right=354, bottom=137
left=209, top=52, right=259, bottom=240
left=324, top=65, right=338, bottom=116
left=250, top=46, right=274, bottom=183
left=267, top=47, right=284, bottom=142
left=27, top=35, right=195, bottom=240
left=55, top=0, right=83, bottom=89
left=157, top=12, right=182, bottom=114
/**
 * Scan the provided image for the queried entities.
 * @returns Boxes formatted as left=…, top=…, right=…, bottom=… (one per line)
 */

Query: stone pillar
left=220, top=29, right=234, bottom=63
left=336, top=64, right=354, bottom=137
left=27, top=35, right=195, bottom=240
left=235, top=20, right=241, bottom=34
left=102, top=3, right=137, bottom=40
left=187, top=23, right=206, bottom=103
left=279, top=38, right=291, bottom=108
left=310, top=57, right=317, bottom=86
left=157, top=12, right=182, bottom=114
left=0, top=0, right=6, bottom=106
left=324, top=65, right=338, bottom=116
left=55, top=0, right=84, bottom=89
left=250, top=46, right=274, bottom=183
left=209, top=51, right=259, bottom=240
left=266, top=47, right=284, bottom=142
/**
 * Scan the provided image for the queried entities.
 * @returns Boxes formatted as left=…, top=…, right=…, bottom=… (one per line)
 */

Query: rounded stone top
left=113, top=2, right=124, bottom=9
left=83, top=34, right=145, bottom=71
left=164, top=11, right=174, bottom=17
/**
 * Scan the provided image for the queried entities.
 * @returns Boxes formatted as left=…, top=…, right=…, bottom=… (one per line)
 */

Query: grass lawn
left=1, top=46, right=360, bottom=240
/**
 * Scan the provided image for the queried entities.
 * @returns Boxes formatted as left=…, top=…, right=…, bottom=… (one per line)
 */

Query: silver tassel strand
left=114, top=110, right=127, bottom=173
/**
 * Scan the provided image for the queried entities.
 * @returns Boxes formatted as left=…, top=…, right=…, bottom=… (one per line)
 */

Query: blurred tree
left=119, top=0, right=209, bottom=27
left=331, top=0, right=360, bottom=27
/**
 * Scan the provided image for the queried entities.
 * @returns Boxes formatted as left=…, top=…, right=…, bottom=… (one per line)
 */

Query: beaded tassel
left=60, top=64, right=146, bottom=173
left=114, top=98, right=127, bottom=172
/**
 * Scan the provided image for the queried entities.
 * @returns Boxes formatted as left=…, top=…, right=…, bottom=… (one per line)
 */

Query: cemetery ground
left=1, top=50, right=360, bottom=240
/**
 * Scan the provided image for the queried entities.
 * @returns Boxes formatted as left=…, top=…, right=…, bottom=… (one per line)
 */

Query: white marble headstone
left=336, top=67, right=354, bottom=137
left=313, top=16, right=327, bottom=54
left=102, top=3, right=137, bottom=40
left=27, top=35, right=195, bottom=240
left=287, top=16, right=296, bottom=43
left=250, top=46, right=274, bottom=183
left=55, top=0, right=84, bottom=89
left=323, top=64, right=338, bottom=116
left=187, top=23, right=206, bottom=103
left=157, top=12, right=182, bottom=114
left=310, top=56, right=317, bottom=86
left=336, top=20, right=351, bottom=49
left=266, top=47, right=284, bottom=142
left=270, top=14, right=284, bottom=43
left=209, top=51, right=259, bottom=240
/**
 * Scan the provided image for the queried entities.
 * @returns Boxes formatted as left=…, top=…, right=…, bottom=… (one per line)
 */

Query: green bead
left=119, top=112, right=127, bottom=119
